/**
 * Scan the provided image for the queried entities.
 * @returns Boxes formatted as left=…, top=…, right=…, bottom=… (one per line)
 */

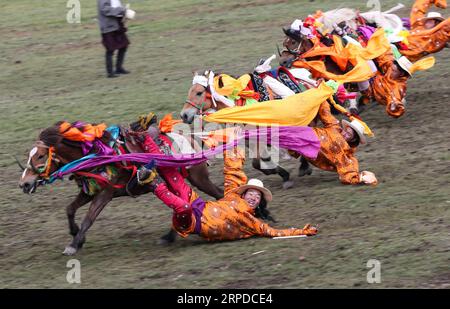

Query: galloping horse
left=18, top=121, right=222, bottom=255
left=180, top=71, right=293, bottom=189
left=278, top=9, right=409, bottom=117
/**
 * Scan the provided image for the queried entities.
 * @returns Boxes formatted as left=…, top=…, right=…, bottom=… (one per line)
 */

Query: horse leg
left=62, top=187, right=114, bottom=256
left=187, top=162, right=223, bottom=200
left=66, top=191, right=93, bottom=246
left=252, top=149, right=293, bottom=189
left=298, top=156, right=313, bottom=177
left=251, top=144, right=279, bottom=176
left=275, top=164, right=293, bottom=189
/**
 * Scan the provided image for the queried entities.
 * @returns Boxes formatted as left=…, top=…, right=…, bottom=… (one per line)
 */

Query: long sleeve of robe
left=401, top=0, right=450, bottom=62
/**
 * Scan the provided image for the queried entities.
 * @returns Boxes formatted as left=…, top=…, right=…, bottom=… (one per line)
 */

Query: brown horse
left=18, top=122, right=222, bottom=254
left=180, top=71, right=293, bottom=189
left=278, top=32, right=362, bottom=176
left=278, top=31, right=349, bottom=75
left=278, top=24, right=409, bottom=118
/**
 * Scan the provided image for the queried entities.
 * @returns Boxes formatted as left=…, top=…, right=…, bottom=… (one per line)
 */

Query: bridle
left=185, top=87, right=208, bottom=113
left=282, top=36, right=305, bottom=57
left=28, top=141, right=62, bottom=180
left=184, top=84, right=216, bottom=121
left=184, top=80, right=219, bottom=131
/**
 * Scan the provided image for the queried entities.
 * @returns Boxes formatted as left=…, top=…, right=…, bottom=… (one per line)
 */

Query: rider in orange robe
left=365, top=50, right=409, bottom=118
left=283, top=25, right=408, bottom=118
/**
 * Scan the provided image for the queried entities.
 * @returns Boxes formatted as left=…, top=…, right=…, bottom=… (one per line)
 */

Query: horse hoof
left=298, top=167, right=312, bottom=177
left=282, top=180, right=294, bottom=190
left=62, top=246, right=77, bottom=256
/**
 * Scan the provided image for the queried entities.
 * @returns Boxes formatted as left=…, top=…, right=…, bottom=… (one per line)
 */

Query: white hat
left=283, top=19, right=312, bottom=41
left=192, top=73, right=208, bottom=88
left=425, top=12, right=444, bottom=22
left=126, top=8, right=136, bottom=20
left=290, top=19, right=313, bottom=36
left=395, top=56, right=413, bottom=76
left=290, top=19, right=303, bottom=32
left=341, top=119, right=367, bottom=144
left=234, top=178, right=273, bottom=202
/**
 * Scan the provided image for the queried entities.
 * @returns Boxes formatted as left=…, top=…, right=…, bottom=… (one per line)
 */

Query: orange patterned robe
left=155, top=147, right=316, bottom=240
left=367, top=50, right=408, bottom=118
left=291, top=102, right=364, bottom=184
left=193, top=149, right=315, bottom=240
left=401, top=0, right=450, bottom=62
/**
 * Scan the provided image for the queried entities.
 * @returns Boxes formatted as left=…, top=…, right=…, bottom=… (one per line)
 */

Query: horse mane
left=320, top=8, right=358, bottom=32
left=38, top=121, right=112, bottom=148
left=39, top=125, right=63, bottom=147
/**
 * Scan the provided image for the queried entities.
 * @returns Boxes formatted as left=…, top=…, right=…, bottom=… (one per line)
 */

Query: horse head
left=278, top=29, right=314, bottom=68
left=279, top=9, right=360, bottom=68
left=19, top=124, right=82, bottom=194
left=180, top=71, right=220, bottom=124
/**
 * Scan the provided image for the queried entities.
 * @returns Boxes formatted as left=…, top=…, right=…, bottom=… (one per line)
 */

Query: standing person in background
left=97, top=0, right=133, bottom=78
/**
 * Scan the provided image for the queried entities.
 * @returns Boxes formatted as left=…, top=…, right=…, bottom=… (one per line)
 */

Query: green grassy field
left=0, top=0, right=449, bottom=288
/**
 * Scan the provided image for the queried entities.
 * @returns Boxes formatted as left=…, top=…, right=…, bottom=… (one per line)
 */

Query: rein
left=185, top=99, right=207, bottom=112
left=185, top=88, right=214, bottom=129
left=185, top=89, right=212, bottom=111
left=28, top=142, right=61, bottom=180
left=31, top=137, right=136, bottom=191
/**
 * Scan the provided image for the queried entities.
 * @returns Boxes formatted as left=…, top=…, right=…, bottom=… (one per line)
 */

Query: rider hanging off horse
left=18, top=109, right=324, bottom=253
left=18, top=115, right=224, bottom=255
left=16, top=0, right=448, bottom=256
left=181, top=69, right=293, bottom=189
left=134, top=126, right=318, bottom=242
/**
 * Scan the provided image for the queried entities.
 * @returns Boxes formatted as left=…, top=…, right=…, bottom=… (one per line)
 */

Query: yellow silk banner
left=293, top=28, right=392, bottom=83
left=204, top=82, right=334, bottom=126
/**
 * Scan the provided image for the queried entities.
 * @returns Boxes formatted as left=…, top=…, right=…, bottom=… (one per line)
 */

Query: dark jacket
left=97, top=0, right=126, bottom=34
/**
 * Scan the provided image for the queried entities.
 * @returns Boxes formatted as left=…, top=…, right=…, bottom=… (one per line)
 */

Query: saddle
left=249, top=73, right=271, bottom=102
left=249, top=68, right=310, bottom=102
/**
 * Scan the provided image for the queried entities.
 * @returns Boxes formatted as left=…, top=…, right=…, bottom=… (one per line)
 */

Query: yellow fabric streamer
left=349, top=115, right=374, bottom=137
left=293, top=28, right=392, bottom=83
left=398, top=30, right=410, bottom=45
left=353, top=28, right=391, bottom=60
left=303, top=28, right=391, bottom=62
left=328, top=96, right=374, bottom=137
left=214, top=74, right=252, bottom=97
left=327, top=95, right=348, bottom=115
left=409, top=56, right=435, bottom=74
left=294, top=55, right=375, bottom=83
left=204, top=82, right=334, bottom=126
